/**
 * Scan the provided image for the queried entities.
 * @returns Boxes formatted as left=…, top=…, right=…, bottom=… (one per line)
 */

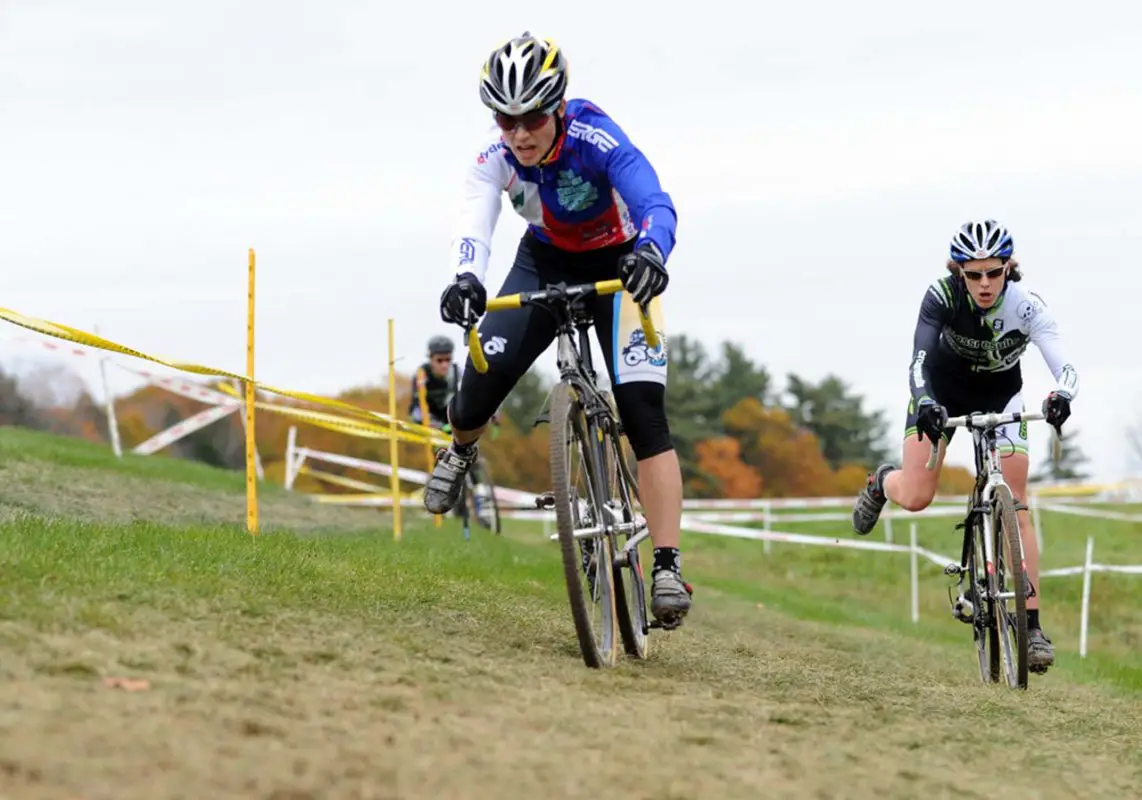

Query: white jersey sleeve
left=446, top=131, right=513, bottom=284
left=1021, top=289, right=1080, bottom=401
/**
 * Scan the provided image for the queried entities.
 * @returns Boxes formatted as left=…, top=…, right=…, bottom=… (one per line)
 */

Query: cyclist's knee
left=613, top=382, right=672, bottom=460
left=449, top=373, right=514, bottom=432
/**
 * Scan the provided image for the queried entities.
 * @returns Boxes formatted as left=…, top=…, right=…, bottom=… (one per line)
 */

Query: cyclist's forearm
left=908, top=322, right=941, bottom=403
left=1031, top=320, right=1079, bottom=400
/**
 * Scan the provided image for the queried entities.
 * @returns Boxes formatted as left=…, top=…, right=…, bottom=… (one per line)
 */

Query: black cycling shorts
left=904, top=368, right=1029, bottom=455
left=449, top=233, right=674, bottom=460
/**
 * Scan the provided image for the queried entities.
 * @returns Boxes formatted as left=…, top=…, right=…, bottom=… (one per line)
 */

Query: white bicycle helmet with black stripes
left=478, top=32, right=568, bottom=116
left=949, top=219, right=1015, bottom=262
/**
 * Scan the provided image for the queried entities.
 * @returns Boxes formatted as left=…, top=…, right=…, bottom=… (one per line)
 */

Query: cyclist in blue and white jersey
left=422, top=32, right=693, bottom=627
left=851, top=219, right=1078, bottom=673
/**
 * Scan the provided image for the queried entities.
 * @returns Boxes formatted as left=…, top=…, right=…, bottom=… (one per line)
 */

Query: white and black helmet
left=478, top=32, right=568, bottom=116
left=949, top=219, right=1015, bottom=262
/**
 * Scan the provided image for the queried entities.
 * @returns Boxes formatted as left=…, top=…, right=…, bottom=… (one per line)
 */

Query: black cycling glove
left=915, top=399, right=948, bottom=445
left=1042, top=391, right=1072, bottom=432
left=440, top=272, right=487, bottom=325
left=618, top=244, right=669, bottom=306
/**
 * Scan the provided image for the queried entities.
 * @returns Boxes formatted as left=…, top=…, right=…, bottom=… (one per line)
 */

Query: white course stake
left=95, top=326, right=122, bottom=459
left=762, top=502, right=772, bottom=555
left=1030, top=494, right=1044, bottom=553
left=910, top=522, right=919, bottom=624
left=1080, top=535, right=1095, bottom=658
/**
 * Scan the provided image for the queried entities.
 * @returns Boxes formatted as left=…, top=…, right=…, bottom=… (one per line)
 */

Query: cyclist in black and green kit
left=851, top=219, right=1078, bottom=674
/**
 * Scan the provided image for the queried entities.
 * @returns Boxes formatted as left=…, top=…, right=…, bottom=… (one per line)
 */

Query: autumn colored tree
left=1, top=325, right=915, bottom=502
left=723, top=397, right=836, bottom=497
left=937, top=464, right=977, bottom=495
left=690, top=436, right=763, bottom=498
left=832, top=463, right=871, bottom=495
left=784, top=374, right=890, bottom=470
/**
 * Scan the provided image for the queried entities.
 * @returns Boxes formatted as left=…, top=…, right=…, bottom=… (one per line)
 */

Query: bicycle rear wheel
left=465, top=457, right=502, bottom=534
left=549, top=382, right=619, bottom=668
left=599, top=404, right=649, bottom=660
left=992, top=485, right=1029, bottom=689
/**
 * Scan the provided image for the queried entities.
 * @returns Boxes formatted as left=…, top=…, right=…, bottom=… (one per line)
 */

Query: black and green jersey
left=908, top=275, right=1079, bottom=407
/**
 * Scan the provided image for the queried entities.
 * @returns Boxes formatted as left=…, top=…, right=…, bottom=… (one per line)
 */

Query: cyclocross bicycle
left=460, top=279, right=663, bottom=668
left=926, top=409, right=1046, bottom=690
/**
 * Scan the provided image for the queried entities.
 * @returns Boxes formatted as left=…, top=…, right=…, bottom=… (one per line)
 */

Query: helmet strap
left=539, top=110, right=565, bottom=165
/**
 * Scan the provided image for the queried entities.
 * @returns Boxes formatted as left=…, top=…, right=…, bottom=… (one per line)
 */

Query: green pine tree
left=1031, top=427, right=1092, bottom=482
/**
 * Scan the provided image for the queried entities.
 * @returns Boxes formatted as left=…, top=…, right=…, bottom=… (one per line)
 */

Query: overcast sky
left=2, top=1, right=1139, bottom=482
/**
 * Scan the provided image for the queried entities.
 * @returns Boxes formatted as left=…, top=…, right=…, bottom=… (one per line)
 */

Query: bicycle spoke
left=549, top=382, right=617, bottom=669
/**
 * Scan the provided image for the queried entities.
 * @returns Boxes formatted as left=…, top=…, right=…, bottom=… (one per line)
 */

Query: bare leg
left=637, top=449, right=682, bottom=549
left=883, top=434, right=946, bottom=512
left=999, top=453, right=1039, bottom=612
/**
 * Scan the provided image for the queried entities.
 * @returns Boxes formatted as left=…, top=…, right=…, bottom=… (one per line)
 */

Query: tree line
left=6, top=330, right=1049, bottom=498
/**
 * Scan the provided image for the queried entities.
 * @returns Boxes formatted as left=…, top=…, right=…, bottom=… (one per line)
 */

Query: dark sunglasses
left=493, top=110, right=552, bottom=133
left=961, top=266, right=1006, bottom=281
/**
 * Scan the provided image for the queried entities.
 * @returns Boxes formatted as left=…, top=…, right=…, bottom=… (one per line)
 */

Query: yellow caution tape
left=298, top=465, right=387, bottom=493
left=213, top=383, right=448, bottom=447
left=0, top=305, right=445, bottom=441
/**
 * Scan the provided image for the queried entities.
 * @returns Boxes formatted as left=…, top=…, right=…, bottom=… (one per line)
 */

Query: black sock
left=1028, top=609, right=1040, bottom=630
left=653, top=547, right=681, bottom=576
left=453, top=438, right=476, bottom=456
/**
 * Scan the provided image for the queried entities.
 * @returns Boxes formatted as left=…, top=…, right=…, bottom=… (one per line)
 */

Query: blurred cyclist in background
left=408, top=335, right=459, bottom=427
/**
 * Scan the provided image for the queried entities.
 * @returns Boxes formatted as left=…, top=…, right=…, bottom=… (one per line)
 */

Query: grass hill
left=1, top=427, right=1139, bottom=799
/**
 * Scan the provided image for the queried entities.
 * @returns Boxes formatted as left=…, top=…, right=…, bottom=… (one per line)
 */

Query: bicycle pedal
left=649, top=613, right=685, bottom=632
left=534, top=492, right=556, bottom=510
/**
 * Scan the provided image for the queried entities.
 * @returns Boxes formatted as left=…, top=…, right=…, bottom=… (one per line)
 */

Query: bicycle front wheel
left=600, top=405, right=649, bottom=660
left=549, top=382, right=619, bottom=669
left=992, top=485, right=1029, bottom=689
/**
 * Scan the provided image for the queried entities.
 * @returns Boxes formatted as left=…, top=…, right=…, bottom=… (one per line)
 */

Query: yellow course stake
left=245, top=248, right=259, bottom=536
left=416, top=368, right=443, bottom=527
left=388, top=318, right=402, bottom=541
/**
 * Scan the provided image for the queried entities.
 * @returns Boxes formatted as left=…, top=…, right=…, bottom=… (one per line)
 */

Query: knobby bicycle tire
left=549, top=382, right=618, bottom=668
left=465, top=457, right=502, bottom=535
left=965, top=519, right=991, bottom=683
left=601, top=413, right=649, bottom=660
left=992, top=484, right=1029, bottom=689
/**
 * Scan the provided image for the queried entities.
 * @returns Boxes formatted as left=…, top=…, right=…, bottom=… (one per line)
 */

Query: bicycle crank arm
left=547, top=522, right=644, bottom=542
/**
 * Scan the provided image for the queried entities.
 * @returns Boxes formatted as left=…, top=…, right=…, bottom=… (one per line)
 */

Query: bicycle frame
left=932, top=409, right=1045, bottom=686
left=461, top=280, right=653, bottom=554
left=934, top=410, right=1042, bottom=581
left=544, top=288, right=650, bottom=560
left=965, top=423, right=1011, bottom=582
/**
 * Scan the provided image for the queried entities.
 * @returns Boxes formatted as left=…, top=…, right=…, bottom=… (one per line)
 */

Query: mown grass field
left=1, top=426, right=1140, bottom=799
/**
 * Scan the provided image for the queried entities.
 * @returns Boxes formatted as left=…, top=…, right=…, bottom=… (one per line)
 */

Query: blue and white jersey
left=447, top=98, right=678, bottom=282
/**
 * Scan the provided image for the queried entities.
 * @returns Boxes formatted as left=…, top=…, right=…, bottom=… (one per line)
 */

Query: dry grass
left=1, top=428, right=1140, bottom=799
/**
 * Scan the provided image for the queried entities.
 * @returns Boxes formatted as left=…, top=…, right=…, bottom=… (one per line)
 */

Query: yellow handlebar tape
left=467, top=279, right=660, bottom=374
left=468, top=326, right=488, bottom=373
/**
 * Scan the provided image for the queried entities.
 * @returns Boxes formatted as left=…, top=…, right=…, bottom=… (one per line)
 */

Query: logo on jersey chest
left=556, top=169, right=599, bottom=211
